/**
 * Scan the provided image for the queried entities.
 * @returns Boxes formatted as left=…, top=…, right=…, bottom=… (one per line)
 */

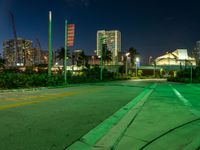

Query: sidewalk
left=66, top=83, right=200, bottom=150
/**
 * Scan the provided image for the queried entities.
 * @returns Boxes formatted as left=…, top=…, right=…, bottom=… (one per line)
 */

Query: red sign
left=67, top=24, right=75, bottom=47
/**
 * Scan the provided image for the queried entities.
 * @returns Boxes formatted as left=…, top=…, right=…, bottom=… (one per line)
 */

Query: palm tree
left=128, top=47, right=139, bottom=64
left=56, top=47, right=70, bottom=66
left=76, top=51, right=88, bottom=67
left=0, top=53, right=5, bottom=69
left=102, top=44, right=112, bottom=65
left=127, top=47, right=139, bottom=74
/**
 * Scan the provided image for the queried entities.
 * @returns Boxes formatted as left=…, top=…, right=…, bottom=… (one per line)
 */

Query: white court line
left=169, top=84, right=200, bottom=116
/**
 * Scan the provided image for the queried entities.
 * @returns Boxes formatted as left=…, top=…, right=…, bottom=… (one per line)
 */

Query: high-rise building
left=193, top=41, right=200, bottom=65
left=96, top=30, right=121, bottom=65
left=3, top=38, right=35, bottom=67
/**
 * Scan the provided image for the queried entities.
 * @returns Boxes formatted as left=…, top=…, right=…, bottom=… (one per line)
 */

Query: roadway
left=0, top=80, right=151, bottom=150
left=0, top=80, right=200, bottom=150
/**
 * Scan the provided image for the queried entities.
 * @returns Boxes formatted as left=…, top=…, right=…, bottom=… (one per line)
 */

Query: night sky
left=1, top=0, right=200, bottom=63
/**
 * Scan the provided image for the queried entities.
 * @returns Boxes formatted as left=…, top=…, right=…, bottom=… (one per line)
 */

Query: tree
left=76, top=51, right=88, bottom=67
left=56, top=47, right=70, bottom=66
left=128, top=47, right=139, bottom=65
left=102, top=44, right=112, bottom=65
left=0, top=53, right=5, bottom=69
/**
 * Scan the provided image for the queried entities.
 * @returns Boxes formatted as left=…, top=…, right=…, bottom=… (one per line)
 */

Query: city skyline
left=1, top=0, right=200, bottom=62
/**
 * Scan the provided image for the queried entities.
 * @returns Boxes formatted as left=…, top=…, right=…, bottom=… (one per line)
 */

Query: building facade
left=193, top=41, right=200, bottom=66
left=96, top=30, right=121, bottom=65
left=155, top=49, right=196, bottom=66
left=3, top=38, right=35, bottom=67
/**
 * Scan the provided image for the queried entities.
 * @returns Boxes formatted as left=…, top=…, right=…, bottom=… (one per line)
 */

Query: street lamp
left=92, top=56, right=95, bottom=65
left=125, top=53, right=130, bottom=76
left=100, top=36, right=106, bottom=81
left=190, top=62, right=193, bottom=83
left=135, top=57, right=140, bottom=77
left=149, top=56, right=152, bottom=65
left=153, top=61, right=156, bottom=78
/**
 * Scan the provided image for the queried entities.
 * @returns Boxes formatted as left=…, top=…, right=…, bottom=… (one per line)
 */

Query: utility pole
left=100, top=37, right=105, bottom=81
left=126, top=56, right=128, bottom=76
left=48, top=11, right=52, bottom=78
left=100, top=38, right=103, bottom=81
left=64, top=20, right=68, bottom=84
left=190, top=62, right=193, bottom=83
left=135, top=57, right=140, bottom=77
left=125, top=53, right=130, bottom=76
left=154, top=61, right=156, bottom=78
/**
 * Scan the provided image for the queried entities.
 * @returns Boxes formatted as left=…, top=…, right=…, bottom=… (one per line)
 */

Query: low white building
left=155, top=49, right=196, bottom=66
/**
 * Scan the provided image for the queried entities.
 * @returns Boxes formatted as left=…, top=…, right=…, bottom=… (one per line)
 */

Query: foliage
left=0, top=66, right=130, bottom=89
left=75, top=51, right=88, bottom=67
left=0, top=54, right=5, bottom=69
left=56, top=47, right=71, bottom=65
left=128, top=47, right=139, bottom=64
left=167, top=67, right=200, bottom=83
left=138, top=70, right=143, bottom=77
left=102, top=44, right=112, bottom=64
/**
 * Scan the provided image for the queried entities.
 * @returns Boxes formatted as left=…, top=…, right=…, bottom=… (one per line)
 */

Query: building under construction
left=3, top=38, right=41, bottom=67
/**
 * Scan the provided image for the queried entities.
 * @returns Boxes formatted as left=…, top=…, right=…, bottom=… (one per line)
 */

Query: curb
left=0, top=87, right=47, bottom=93
left=0, top=80, right=131, bottom=93
left=184, top=136, right=200, bottom=150
left=66, top=83, right=157, bottom=150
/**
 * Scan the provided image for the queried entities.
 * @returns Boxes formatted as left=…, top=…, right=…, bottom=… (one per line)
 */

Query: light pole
left=100, top=38, right=103, bottom=81
left=149, top=56, right=152, bottom=65
left=100, top=36, right=106, bottom=81
left=125, top=53, right=130, bottom=76
left=153, top=61, right=156, bottom=78
left=135, top=57, right=140, bottom=77
left=92, top=56, right=95, bottom=65
left=64, top=20, right=68, bottom=84
left=48, top=11, right=52, bottom=78
left=190, top=62, right=193, bottom=83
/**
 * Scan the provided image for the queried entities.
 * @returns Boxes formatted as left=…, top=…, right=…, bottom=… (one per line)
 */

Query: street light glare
left=136, top=57, right=140, bottom=62
left=126, top=52, right=130, bottom=56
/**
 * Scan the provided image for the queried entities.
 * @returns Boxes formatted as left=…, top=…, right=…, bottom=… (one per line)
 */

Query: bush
left=167, top=67, right=199, bottom=83
left=0, top=66, right=131, bottom=89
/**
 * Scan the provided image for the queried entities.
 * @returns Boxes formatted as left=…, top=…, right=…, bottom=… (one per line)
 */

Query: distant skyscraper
left=3, top=38, right=35, bottom=67
left=193, top=41, right=200, bottom=65
left=96, top=30, right=121, bottom=65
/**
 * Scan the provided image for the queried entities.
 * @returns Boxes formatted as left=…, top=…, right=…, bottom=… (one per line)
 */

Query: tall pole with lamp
left=190, top=62, right=193, bottom=83
left=135, top=57, right=140, bottom=77
left=100, top=36, right=106, bottom=81
left=48, top=11, right=52, bottom=78
left=125, top=53, right=130, bottom=76
left=64, top=20, right=68, bottom=84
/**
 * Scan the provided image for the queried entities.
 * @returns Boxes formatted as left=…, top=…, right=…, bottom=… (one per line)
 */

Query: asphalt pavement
left=67, top=81, right=200, bottom=150
left=1, top=80, right=200, bottom=150
left=0, top=80, right=151, bottom=150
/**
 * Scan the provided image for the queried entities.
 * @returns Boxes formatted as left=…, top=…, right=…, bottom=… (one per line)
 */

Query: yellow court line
left=0, top=87, right=106, bottom=110
left=0, top=100, right=39, bottom=110
left=1, top=87, right=104, bottom=101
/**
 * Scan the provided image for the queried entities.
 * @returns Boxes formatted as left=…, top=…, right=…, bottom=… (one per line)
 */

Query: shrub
left=0, top=67, right=131, bottom=89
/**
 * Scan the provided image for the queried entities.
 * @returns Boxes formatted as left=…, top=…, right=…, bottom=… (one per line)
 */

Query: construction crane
left=36, top=38, right=42, bottom=50
left=34, top=38, right=42, bottom=65
left=9, top=11, right=20, bottom=66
